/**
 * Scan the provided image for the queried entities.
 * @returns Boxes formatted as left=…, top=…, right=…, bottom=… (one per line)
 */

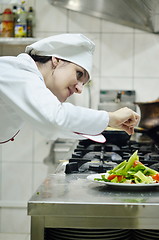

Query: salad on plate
left=94, top=150, right=159, bottom=184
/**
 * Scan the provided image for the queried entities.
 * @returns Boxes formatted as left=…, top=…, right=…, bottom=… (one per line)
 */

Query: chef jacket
left=0, top=53, right=109, bottom=143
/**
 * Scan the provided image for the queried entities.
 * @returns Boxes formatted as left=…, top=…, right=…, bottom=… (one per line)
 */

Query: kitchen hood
left=48, top=0, right=159, bottom=33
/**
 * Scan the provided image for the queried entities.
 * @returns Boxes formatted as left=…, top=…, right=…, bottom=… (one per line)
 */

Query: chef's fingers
left=122, top=112, right=140, bottom=127
left=121, top=112, right=140, bottom=135
left=121, top=125, right=134, bottom=135
left=108, top=107, right=140, bottom=133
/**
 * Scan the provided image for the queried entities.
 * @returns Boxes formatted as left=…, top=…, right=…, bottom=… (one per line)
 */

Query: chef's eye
left=76, top=71, right=83, bottom=79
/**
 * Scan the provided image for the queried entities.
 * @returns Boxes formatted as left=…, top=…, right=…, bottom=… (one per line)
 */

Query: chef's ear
left=51, top=57, right=59, bottom=68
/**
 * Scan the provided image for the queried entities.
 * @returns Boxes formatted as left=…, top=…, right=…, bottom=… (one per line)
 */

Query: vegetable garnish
left=94, top=150, right=159, bottom=184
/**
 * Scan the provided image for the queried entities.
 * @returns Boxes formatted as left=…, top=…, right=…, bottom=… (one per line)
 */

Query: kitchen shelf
left=0, top=37, right=40, bottom=45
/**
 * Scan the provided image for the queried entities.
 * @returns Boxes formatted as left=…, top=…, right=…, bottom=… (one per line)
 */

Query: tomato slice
left=107, top=175, right=124, bottom=182
left=152, top=174, right=159, bottom=182
left=117, top=176, right=123, bottom=182
left=107, top=174, right=117, bottom=180
left=133, top=160, right=143, bottom=167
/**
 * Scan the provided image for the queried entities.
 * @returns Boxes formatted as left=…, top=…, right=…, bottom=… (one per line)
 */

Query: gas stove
left=65, top=134, right=159, bottom=174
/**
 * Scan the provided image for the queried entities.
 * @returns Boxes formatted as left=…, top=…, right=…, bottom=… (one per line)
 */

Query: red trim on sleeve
left=0, top=130, right=20, bottom=144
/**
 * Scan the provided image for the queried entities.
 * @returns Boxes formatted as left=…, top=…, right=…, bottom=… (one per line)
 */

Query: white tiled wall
left=0, top=0, right=159, bottom=237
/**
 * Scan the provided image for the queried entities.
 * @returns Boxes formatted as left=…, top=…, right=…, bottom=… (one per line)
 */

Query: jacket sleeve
left=0, top=54, right=109, bottom=140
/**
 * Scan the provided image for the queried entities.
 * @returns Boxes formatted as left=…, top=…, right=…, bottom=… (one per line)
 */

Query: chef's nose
left=75, top=82, right=83, bottom=94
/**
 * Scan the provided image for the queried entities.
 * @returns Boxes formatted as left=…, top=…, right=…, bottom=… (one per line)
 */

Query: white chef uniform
left=0, top=34, right=109, bottom=143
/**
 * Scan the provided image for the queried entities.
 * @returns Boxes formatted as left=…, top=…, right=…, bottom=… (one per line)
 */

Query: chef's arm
left=108, top=107, right=140, bottom=135
left=0, top=63, right=108, bottom=139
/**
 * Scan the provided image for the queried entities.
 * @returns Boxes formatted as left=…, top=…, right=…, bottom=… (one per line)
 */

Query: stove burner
left=122, top=152, right=131, bottom=159
left=89, top=162, right=117, bottom=173
left=83, top=152, right=122, bottom=161
left=78, top=161, right=118, bottom=173
left=145, top=153, right=159, bottom=161
left=149, top=163, right=159, bottom=172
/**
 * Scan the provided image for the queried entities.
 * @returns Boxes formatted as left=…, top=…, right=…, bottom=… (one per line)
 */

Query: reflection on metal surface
left=28, top=173, right=159, bottom=233
left=48, top=0, right=159, bottom=33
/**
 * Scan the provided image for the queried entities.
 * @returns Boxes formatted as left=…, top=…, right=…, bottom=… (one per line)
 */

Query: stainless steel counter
left=28, top=172, right=159, bottom=240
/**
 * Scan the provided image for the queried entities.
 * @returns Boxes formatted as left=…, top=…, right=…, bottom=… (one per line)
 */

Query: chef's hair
left=28, top=51, right=52, bottom=63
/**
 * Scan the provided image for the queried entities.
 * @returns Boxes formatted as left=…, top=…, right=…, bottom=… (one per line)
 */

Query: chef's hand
left=108, top=107, right=140, bottom=135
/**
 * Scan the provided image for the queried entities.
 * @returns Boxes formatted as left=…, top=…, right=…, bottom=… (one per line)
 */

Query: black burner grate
left=65, top=138, right=159, bottom=174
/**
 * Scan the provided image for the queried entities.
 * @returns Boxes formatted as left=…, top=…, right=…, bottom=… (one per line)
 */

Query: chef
left=0, top=33, right=140, bottom=144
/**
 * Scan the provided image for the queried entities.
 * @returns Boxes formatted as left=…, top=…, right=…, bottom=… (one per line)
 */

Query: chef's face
left=45, top=57, right=89, bottom=102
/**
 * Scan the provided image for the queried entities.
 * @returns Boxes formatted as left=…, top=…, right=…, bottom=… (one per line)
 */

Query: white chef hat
left=25, top=33, right=95, bottom=79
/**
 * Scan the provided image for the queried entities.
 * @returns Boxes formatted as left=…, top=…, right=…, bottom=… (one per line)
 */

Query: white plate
left=87, top=173, right=159, bottom=189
